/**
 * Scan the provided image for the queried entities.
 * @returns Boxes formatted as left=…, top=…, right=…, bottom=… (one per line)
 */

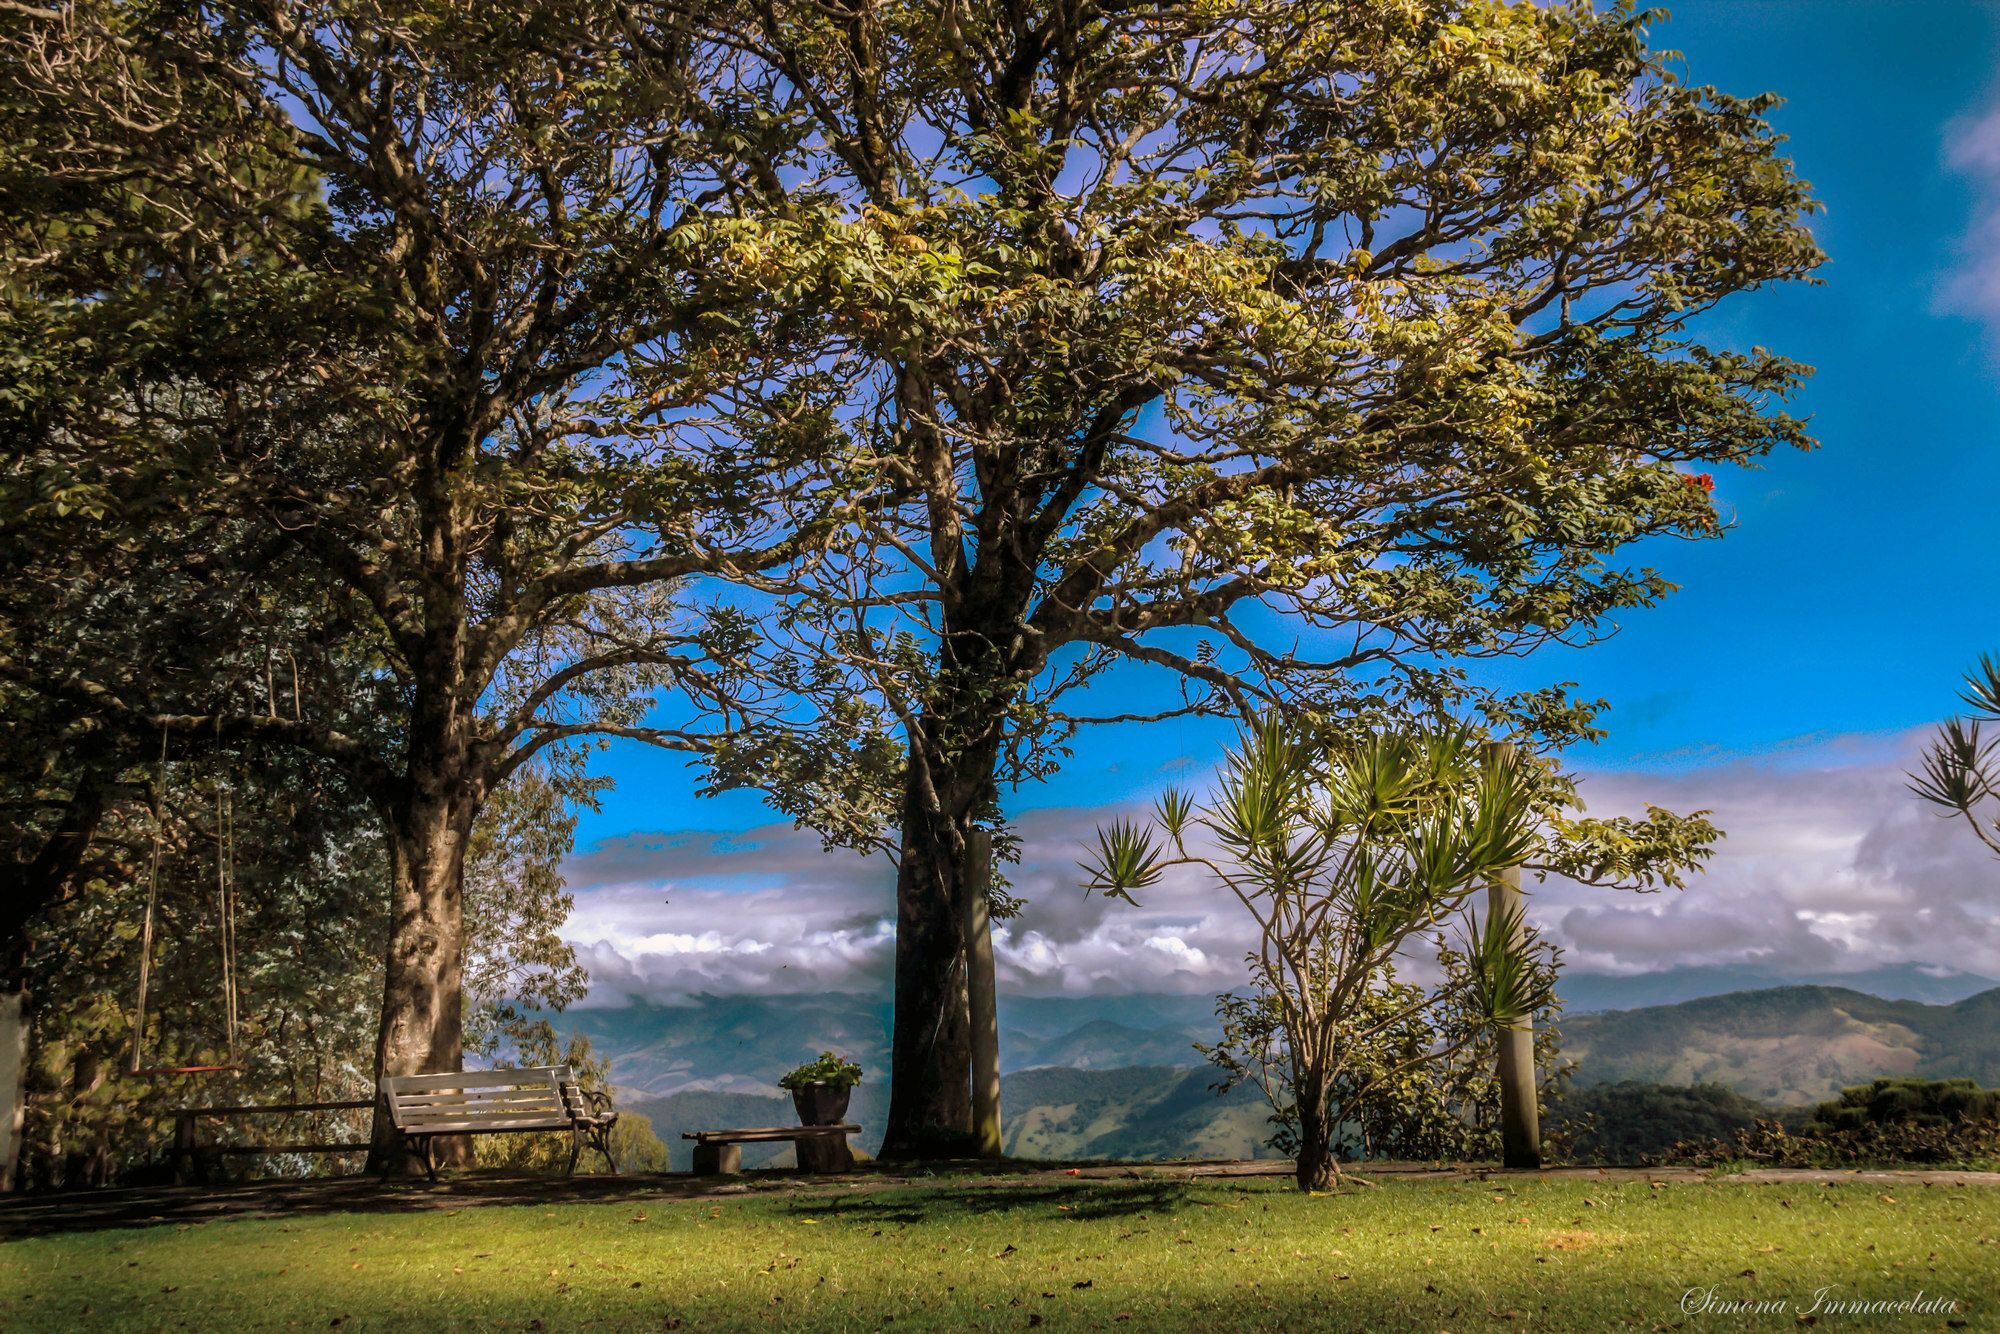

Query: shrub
left=1663, top=1078, right=2000, bottom=1169
left=779, top=1052, right=863, bottom=1091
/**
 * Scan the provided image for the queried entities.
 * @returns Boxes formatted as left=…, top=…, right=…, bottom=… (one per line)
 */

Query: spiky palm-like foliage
left=1086, top=717, right=1708, bottom=1190
left=1913, top=656, right=2000, bottom=859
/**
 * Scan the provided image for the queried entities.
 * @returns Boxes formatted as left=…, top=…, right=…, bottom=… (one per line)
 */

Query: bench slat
left=382, top=1070, right=563, bottom=1092
left=394, top=1103, right=567, bottom=1119
left=386, top=1104, right=568, bottom=1112
left=682, top=1124, right=860, bottom=1144
left=397, top=1115, right=575, bottom=1132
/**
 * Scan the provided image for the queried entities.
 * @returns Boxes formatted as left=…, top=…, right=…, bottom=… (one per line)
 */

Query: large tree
left=704, top=0, right=1823, bottom=1156
left=3, top=0, right=844, bottom=1165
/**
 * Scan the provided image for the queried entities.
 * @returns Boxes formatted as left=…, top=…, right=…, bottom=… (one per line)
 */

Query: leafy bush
left=1663, top=1078, right=2000, bottom=1169
left=779, top=1052, right=863, bottom=1091
left=1552, top=1082, right=1770, bottom=1165
left=1805, top=1077, right=2000, bottom=1134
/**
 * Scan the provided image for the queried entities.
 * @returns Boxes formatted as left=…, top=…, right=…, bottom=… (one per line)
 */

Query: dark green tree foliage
left=1805, top=1077, right=2000, bottom=1135
left=2, top=0, right=844, bottom=1168
left=702, top=0, right=1822, bottom=1156
left=17, top=748, right=384, bottom=1188
left=15, top=747, right=594, bottom=1189
left=1549, top=1082, right=1769, bottom=1166
left=1667, top=1079, right=2000, bottom=1171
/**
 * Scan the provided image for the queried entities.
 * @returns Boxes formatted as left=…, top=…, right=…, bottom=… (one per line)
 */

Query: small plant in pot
left=780, top=1052, right=863, bottom=1126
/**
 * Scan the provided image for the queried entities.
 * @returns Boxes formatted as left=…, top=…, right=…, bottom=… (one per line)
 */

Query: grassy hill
left=998, top=1066, right=1279, bottom=1161
left=1565, top=985, right=2000, bottom=1104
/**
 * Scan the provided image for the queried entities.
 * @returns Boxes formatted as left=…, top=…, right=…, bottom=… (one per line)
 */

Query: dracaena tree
left=2, top=0, right=849, bottom=1167
left=1083, top=718, right=1713, bottom=1190
left=698, top=0, right=1821, bottom=1156
left=1912, top=656, right=2000, bottom=859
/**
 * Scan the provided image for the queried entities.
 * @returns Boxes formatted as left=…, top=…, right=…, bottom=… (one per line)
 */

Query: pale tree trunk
left=366, top=790, right=476, bottom=1173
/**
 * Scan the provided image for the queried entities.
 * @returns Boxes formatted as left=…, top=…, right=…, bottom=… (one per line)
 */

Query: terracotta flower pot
left=791, top=1082, right=851, bottom=1126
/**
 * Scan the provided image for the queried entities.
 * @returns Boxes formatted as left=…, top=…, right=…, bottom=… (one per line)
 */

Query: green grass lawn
left=5, top=1174, right=1997, bottom=1331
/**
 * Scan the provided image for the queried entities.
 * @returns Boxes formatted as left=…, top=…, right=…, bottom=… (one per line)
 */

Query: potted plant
left=780, top=1052, right=863, bottom=1126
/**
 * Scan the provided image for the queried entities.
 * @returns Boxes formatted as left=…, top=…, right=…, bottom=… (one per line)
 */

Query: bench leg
left=692, top=1142, right=740, bottom=1176
left=381, top=1134, right=436, bottom=1183
left=797, top=1135, right=854, bottom=1174
left=594, top=1124, right=619, bottom=1175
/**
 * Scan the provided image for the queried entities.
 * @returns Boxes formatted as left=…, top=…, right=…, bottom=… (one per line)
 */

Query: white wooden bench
left=378, top=1066, right=617, bottom=1181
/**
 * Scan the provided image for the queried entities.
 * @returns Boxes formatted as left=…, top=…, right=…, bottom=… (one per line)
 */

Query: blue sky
left=558, top=3, right=2000, bottom=998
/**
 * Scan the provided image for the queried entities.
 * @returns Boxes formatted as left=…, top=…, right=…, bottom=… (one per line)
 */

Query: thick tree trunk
left=1293, top=1086, right=1339, bottom=1192
left=879, top=683, right=1010, bottom=1161
left=365, top=792, right=475, bottom=1174
left=879, top=767, right=976, bottom=1160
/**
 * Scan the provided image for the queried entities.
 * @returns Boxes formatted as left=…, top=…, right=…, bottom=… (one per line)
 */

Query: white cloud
left=557, top=730, right=1999, bottom=1002
left=1939, top=98, right=2000, bottom=335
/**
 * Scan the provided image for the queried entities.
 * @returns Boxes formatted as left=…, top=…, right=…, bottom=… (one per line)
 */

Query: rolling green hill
left=1565, top=985, right=2000, bottom=1104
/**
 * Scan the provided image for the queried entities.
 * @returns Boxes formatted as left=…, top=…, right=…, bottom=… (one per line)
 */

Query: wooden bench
left=379, top=1066, right=617, bottom=1181
left=682, top=1123, right=860, bottom=1176
left=168, top=1098, right=373, bottom=1184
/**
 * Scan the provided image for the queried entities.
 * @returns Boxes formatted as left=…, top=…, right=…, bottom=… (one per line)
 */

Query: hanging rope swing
left=128, top=728, right=245, bottom=1079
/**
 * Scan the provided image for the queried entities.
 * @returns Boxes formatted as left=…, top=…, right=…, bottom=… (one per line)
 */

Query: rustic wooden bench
left=682, top=1123, right=860, bottom=1176
left=379, top=1066, right=617, bottom=1181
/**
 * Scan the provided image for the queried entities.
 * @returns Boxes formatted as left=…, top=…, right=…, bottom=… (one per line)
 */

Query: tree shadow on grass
left=793, top=1181, right=1196, bottom=1226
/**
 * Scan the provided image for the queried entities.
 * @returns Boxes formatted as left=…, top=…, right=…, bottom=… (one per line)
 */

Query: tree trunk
left=3, top=774, right=107, bottom=1193
left=1293, top=1086, right=1339, bottom=1192
left=879, top=764, right=976, bottom=1160
left=365, top=792, right=474, bottom=1174
left=878, top=661, right=1015, bottom=1160
left=0, top=989, right=24, bottom=1193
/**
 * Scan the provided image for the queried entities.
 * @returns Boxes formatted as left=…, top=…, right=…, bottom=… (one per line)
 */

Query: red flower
left=1683, top=472, right=1715, bottom=494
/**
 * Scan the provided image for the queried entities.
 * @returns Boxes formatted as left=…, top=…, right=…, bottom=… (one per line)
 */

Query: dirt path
left=1, top=1160, right=1992, bottom=1240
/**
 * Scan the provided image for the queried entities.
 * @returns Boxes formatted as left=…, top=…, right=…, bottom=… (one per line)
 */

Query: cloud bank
left=558, top=731, right=2000, bottom=1004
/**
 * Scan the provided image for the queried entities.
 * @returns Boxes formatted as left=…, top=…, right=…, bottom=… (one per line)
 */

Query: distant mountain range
left=1556, top=964, right=1998, bottom=1013
left=1566, top=985, right=2000, bottom=1104
left=556, top=991, right=1224, bottom=1100
left=568, top=970, right=2000, bottom=1164
left=625, top=1067, right=1281, bottom=1170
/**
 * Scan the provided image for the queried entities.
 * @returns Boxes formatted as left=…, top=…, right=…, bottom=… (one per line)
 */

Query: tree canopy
left=691, top=0, right=1822, bottom=1155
